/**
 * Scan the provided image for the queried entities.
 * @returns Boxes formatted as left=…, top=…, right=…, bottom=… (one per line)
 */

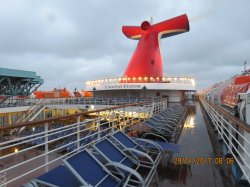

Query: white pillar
left=112, top=109, right=115, bottom=132
left=123, top=107, right=126, bottom=131
left=98, top=112, right=100, bottom=140
left=131, top=106, right=134, bottom=126
left=45, top=122, right=49, bottom=172
left=77, top=116, right=80, bottom=150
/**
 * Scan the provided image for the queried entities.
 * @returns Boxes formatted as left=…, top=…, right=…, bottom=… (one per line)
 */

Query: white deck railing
left=200, top=98, right=250, bottom=183
left=0, top=99, right=168, bottom=187
left=0, top=97, right=151, bottom=109
left=86, top=76, right=195, bottom=85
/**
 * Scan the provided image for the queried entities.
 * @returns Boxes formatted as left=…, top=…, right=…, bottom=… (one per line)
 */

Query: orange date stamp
left=173, top=157, right=234, bottom=165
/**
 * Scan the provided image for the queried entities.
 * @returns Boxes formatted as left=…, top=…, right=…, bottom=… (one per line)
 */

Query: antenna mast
left=150, top=17, right=153, bottom=24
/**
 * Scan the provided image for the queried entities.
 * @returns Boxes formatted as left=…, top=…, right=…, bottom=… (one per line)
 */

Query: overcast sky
left=0, top=0, right=249, bottom=90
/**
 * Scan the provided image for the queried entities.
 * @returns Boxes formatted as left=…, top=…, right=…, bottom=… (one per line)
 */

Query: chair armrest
left=123, top=148, right=155, bottom=166
left=105, top=162, right=146, bottom=187
left=133, top=138, right=162, bottom=154
left=141, top=132, right=168, bottom=142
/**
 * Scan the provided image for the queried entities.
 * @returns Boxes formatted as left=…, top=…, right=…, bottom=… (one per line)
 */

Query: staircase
left=15, top=99, right=46, bottom=123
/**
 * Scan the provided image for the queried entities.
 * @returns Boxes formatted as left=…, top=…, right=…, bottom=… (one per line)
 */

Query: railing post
left=108, top=110, right=111, bottom=129
left=138, top=110, right=141, bottom=124
left=219, top=115, right=223, bottom=140
left=143, top=103, right=146, bottom=122
left=77, top=116, right=80, bottom=151
left=123, top=107, right=126, bottom=131
left=164, top=98, right=167, bottom=110
left=131, top=106, right=134, bottom=126
left=112, top=109, right=115, bottom=132
left=228, top=122, right=233, bottom=153
left=157, top=101, right=160, bottom=114
left=45, top=122, right=49, bottom=172
left=98, top=111, right=101, bottom=140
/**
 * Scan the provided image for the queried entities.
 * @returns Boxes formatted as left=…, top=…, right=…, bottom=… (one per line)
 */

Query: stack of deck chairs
left=142, top=104, right=187, bottom=139
left=28, top=131, right=164, bottom=187
left=25, top=105, right=187, bottom=187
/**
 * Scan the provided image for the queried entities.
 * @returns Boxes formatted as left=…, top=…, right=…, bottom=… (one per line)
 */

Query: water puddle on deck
left=156, top=102, right=238, bottom=187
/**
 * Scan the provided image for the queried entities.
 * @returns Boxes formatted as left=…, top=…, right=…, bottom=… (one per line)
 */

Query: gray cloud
left=0, top=0, right=249, bottom=91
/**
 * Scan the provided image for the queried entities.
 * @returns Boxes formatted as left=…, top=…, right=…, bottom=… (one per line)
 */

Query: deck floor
left=155, top=102, right=237, bottom=187
left=2, top=102, right=243, bottom=187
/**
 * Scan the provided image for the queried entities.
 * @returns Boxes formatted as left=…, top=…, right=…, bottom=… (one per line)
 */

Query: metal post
left=45, top=122, right=49, bottom=172
left=228, top=123, right=233, bottom=152
left=157, top=101, right=159, bottom=114
left=163, top=99, right=166, bottom=110
left=157, top=100, right=159, bottom=113
left=77, top=116, right=80, bottom=151
left=93, top=87, right=96, bottom=99
left=123, top=107, right=126, bottom=131
left=220, top=115, right=224, bottom=140
left=131, top=106, right=134, bottom=126
left=108, top=110, right=111, bottom=129
left=112, top=109, right=115, bottom=132
left=138, top=111, right=141, bottom=124
left=98, top=112, right=101, bottom=140
left=142, top=102, right=146, bottom=122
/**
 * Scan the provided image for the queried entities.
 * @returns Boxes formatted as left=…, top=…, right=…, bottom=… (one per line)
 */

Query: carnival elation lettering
left=105, top=84, right=142, bottom=89
left=123, top=84, right=141, bottom=89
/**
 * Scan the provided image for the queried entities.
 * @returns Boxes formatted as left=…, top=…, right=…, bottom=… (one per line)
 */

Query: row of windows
left=0, top=113, right=23, bottom=126
left=0, top=109, right=82, bottom=127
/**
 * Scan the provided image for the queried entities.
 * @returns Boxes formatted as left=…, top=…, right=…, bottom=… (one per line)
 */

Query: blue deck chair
left=162, top=106, right=184, bottom=115
left=35, top=165, right=81, bottom=187
left=110, top=131, right=163, bottom=166
left=93, top=138, right=158, bottom=186
left=143, top=121, right=173, bottom=136
left=63, top=149, right=123, bottom=187
left=132, top=138, right=180, bottom=153
left=148, top=118, right=176, bottom=130
left=152, top=112, right=181, bottom=123
left=157, top=111, right=182, bottom=120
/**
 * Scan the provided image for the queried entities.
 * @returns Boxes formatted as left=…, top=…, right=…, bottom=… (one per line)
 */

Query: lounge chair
left=143, top=121, right=173, bottom=136
left=35, top=165, right=81, bottom=187
left=92, top=138, right=158, bottom=186
left=132, top=137, right=180, bottom=153
left=109, top=131, right=163, bottom=166
left=63, top=149, right=123, bottom=187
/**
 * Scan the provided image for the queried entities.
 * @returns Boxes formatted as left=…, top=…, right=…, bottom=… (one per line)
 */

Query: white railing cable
left=200, top=98, right=250, bottom=183
left=0, top=98, right=168, bottom=186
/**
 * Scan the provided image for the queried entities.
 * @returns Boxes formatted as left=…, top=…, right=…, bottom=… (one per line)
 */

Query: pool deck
left=1, top=102, right=244, bottom=187
left=155, top=102, right=237, bottom=187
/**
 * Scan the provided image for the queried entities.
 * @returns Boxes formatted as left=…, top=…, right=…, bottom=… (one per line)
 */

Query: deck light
left=191, top=79, right=196, bottom=87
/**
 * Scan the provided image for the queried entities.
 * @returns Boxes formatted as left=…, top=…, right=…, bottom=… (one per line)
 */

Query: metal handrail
left=15, top=99, right=46, bottom=123
left=0, top=98, right=165, bottom=130
left=0, top=98, right=168, bottom=186
left=200, top=97, right=250, bottom=183
left=0, top=97, right=152, bottom=108
left=206, top=99, right=250, bottom=133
